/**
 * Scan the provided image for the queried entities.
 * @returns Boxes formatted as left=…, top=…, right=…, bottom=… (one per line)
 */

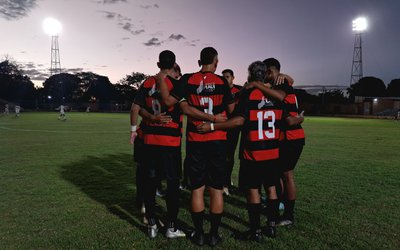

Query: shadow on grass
left=60, top=153, right=250, bottom=237
left=60, top=153, right=148, bottom=235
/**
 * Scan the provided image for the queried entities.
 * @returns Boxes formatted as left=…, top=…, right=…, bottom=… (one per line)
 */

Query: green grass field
left=0, top=113, right=399, bottom=249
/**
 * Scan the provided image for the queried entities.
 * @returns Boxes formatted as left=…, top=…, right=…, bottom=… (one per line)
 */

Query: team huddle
left=130, top=47, right=305, bottom=246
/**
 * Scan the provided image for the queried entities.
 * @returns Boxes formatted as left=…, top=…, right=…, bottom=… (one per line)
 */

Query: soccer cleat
left=264, top=222, right=277, bottom=238
left=208, top=233, right=222, bottom=247
left=147, top=223, right=158, bottom=239
left=278, top=219, right=294, bottom=227
left=156, top=189, right=166, bottom=198
left=165, top=228, right=186, bottom=238
left=249, top=229, right=263, bottom=243
left=190, top=231, right=205, bottom=246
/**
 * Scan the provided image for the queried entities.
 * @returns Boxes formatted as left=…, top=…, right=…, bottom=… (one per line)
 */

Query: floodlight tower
left=43, top=18, right=62, bottom=75
left=350, top=17, right=367, bottom=85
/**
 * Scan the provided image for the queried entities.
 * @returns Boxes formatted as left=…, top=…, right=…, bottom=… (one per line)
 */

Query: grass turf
left=0, top=113, right=399, bottom=249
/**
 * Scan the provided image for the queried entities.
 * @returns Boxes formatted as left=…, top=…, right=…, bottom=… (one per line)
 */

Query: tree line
left=0, top=59, right=399, bottom=111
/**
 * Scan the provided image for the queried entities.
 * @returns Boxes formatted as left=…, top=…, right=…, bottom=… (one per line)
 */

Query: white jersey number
left=257, top=111, right=276, bottom=139
left=200, top=97, right=213, bottom=114
left=152, top=99, right=162, bottom=115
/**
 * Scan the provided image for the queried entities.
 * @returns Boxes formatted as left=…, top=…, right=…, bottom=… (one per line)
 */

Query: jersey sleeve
left=232, top=89, right=250, bottom=119
left=133, top=84, right=146, bottom=107
left=171, top=74, right=189, bottom=102
left=274, top=80, right=291, bottom=95
left=221, top=77, right=235, bottom=105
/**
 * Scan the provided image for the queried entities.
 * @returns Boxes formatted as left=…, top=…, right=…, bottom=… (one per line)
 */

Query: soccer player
left=156, top=47, right=234, bottom=247
left=4, top=103, right=9, bottom=115
left=133, top=51, right=188, bottom=239
left=58, top=105, right=66, bottom=120
left=221, top=69, right=241, bottom=196
left=197, top=61, right=288, bottom=242
left=15, top=105, right=20, bottom=117
left=263, top=58, right=305, bottom=226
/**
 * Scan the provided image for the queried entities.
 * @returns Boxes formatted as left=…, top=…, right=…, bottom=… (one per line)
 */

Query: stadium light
left=352, top=17, right=367, bottom=33
left=43, top=17, right=62, bottom=36
left=373, top=98, right=378, bottom=102
left=48, top=95, right=52, bottom=99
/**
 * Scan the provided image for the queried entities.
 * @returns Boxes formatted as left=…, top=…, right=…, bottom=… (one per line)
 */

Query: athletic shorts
left=133, top=136, right=144, bottom=163
left=186, top=141, right=227, bottom=190
left=239, top=159, right=280, bottom=190
left=279, top=143, right=303, bottom=172
left=142, top=145, right=182, bottom=180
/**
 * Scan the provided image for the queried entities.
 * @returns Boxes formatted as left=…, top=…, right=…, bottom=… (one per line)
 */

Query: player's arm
left=155, top=71, right=178, bottom=107
left=139, top=108, right=172, bottom=124
left=179, top=101, right=227, bottom=123
left=196, top=116, right=245, bottom=133
left=130, top=103, right=141, bottom=144
left=285, top=111, right=304, bottom=126
left=245, top=81, right=286, bottom=102
left=275, top=73, right=294, bottom=85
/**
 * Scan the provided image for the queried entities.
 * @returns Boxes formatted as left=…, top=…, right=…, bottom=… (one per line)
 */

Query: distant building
left=355, top=96, right=400, bottom=115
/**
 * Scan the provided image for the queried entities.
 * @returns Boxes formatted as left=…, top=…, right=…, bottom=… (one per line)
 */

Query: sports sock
left=209, top=212, right=222, bottom=236
left=191, top=211, right=204, bottom=234
left=166, top=179, right=180, bottom=228
left=283, top=199, right=295, bottom=220
left=267, top=199, right=280, bottom=223
left=247, top=203, right=261, bottom=232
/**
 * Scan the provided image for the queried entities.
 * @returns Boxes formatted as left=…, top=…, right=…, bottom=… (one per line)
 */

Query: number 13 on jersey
left=257, top=111, right=276, bottom=139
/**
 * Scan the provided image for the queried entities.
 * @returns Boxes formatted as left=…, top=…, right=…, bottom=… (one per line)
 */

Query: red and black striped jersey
left=134, top=76, right=182, bottom=147
left=234, top=87, right=283, bottom=162
left=231, top=84, right=242, bottom=104
left=276, top=82, right=305, bottom=145
left=172, top=71, right=234, bottom=142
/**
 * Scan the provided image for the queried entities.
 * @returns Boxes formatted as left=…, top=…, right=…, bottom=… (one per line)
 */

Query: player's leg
left=224, top=129, right=239, bottom=195
left=142, top=146, right=160, bottom=238
left=186, top=142, right=207, bottom=246
left=163, top=149, right=186, bottom=238
left=207, top=141, right=227, bottom=247
left=264, top=162, right=280, bottom=238
left=239, top=160, right=263, bottom=243
left=280, top=145, right=303, bottom=225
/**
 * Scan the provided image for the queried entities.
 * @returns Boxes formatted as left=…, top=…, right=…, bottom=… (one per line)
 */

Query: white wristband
left=210, top=123, right=215, bottom=131
left=131, top=125, right=137, bottom=132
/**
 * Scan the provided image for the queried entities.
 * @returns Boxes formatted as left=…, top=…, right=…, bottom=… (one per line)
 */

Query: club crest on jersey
left=148, top=83, right=160, bottom=97
left=196, top=76, right=216, bottom=94
left=257, top=96, right=274, bottom=109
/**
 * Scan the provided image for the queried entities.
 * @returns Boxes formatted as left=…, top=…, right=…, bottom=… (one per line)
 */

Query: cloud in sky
left=140, top=4, right=159, bottom=9
left=99, top=11, right=144, bottom=36
left=143, top=38, right=162, bottom=47
left=169, top=34, right=185, bottom=41
left=0, top=0, right=38, bottom=21
left=19, top=61, right=86, bottom=81
left=93, top=0, right=127, bottom=4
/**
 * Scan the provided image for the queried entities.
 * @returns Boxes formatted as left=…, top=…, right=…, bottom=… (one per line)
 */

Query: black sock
left=166, top=179, right=180, bottom=228
left=267, top=199, right=279, bottom=224
left=191, top=211, right=204, bottom=234
left=143, top=177, right=158, bottom=222
left=283, top=199, right=295, bottom=220
left=247, top=203, right=261, bottom=232
left=209, top=212, right=222, bottom=236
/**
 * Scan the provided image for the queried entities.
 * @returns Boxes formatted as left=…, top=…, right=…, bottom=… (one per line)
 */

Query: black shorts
left=142, top=145, right=182, bottom=180
left=279, top=143, right=303, bottom=172
left=226, top=128, right=241, bottom=157
left=133, top=136, right=144, bottom=163
left=239, top=159, right=280, bottom=190
left=186, top=141, right=227, bottom=190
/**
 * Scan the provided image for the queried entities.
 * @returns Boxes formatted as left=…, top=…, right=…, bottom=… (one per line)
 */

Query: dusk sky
left=1, top=0, right=399, bottom=87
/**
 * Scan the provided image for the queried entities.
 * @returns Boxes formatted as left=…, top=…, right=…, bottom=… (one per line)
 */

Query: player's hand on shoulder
left=196, top=123, right=211, bottom=134
left=214, top=113, right=227, bottom=123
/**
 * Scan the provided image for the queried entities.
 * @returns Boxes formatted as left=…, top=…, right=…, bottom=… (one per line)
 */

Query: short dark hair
left=159, top=50, right=176, bottom=69
left=199, top=47, right=218, bottom=66
left=248, top=61, right=267, bottom=82
left=174, top=63, right=182, bottom=76
left=263, top=58, right=281, bottom=71
left=222, top=69, right=234, bottom=77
